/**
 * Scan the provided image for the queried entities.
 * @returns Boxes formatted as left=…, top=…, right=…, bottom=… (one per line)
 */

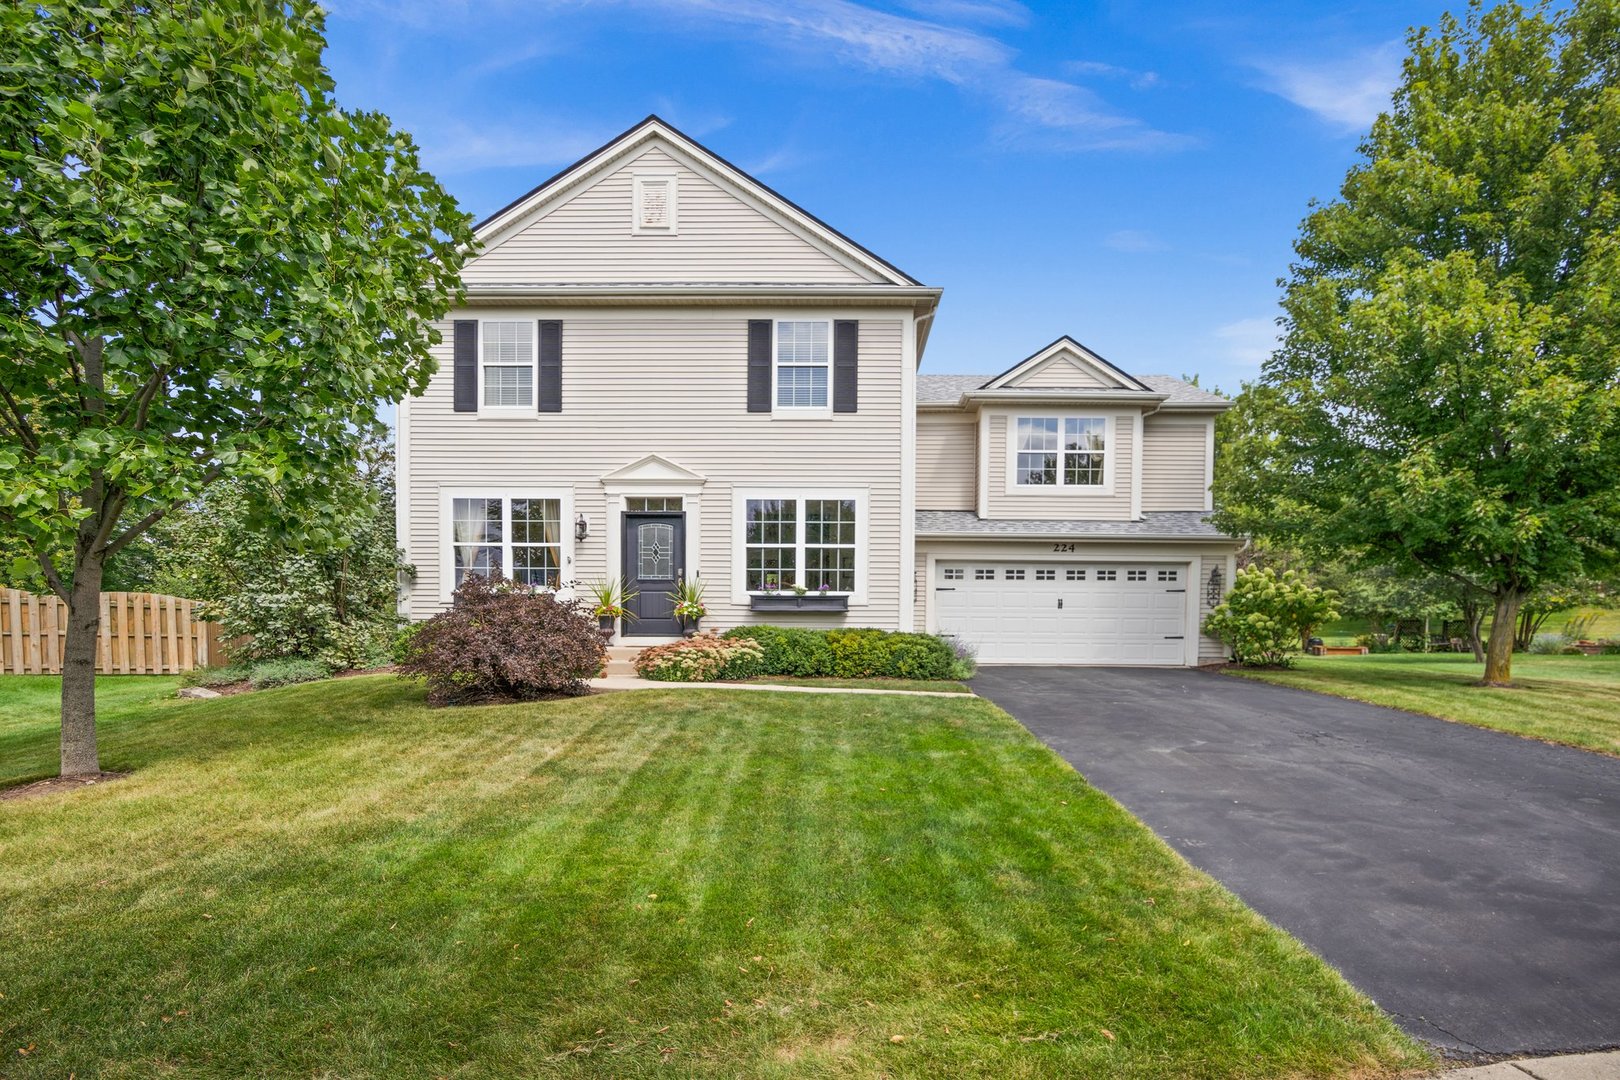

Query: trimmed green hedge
left=721, top=626, right=959, bottom=680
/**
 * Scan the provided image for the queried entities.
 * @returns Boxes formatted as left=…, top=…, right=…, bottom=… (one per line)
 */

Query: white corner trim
left=395, top=393, right=412, bottom=619
left=1185, top=556, right=1203, bottom=667
left=976, top=410, right=990, bottom=517
left=1205, top=417, right=1216, bottom=512
left=900, top=312, right=917, bottom=632
left=438, top=487, right=575, bottom=606
left=730, top=487, right=870, bottom=606
left=1131, top=411, right=1144, bottom=521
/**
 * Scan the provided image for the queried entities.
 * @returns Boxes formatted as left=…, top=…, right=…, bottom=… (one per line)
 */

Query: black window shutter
left=747, top=319, right=772, bottom=412
left=538, top=320, right=562, bottom=413
left=452, top=320, right=477, bottom=412
left=833, top=320, right=858, bottom=413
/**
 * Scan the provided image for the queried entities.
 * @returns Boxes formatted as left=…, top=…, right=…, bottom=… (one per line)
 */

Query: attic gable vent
left=633, top=173, right=677, bottom=233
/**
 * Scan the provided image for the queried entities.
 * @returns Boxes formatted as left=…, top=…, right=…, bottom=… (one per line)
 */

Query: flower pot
left=598, top=614, right=615, bottom=632
left=680, top=616, right=701, bottom=637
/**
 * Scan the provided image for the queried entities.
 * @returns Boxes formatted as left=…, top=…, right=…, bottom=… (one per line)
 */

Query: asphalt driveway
left=971, top=666, right=1620, bottom=1056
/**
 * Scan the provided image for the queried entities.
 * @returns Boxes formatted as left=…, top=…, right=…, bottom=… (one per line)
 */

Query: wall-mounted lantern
left=1207, top=566, right=1224, bottom=607
left=575, top=513, right=589, bottom=542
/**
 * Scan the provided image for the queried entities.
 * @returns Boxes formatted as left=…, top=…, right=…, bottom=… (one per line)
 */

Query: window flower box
left=749, top=594, right=849, bottom=613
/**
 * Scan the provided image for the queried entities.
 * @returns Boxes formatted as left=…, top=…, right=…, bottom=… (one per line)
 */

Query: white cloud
left=893, top=0, right=1030, bottom=28
left=1104, top=229, right=1167, bottom=253
left=1212, top=317, right=1281, bottom=369
left=1066, top=59, right=1160, bottom=91
left=1255, top=40, right=1404, bottom=133
left=340, top=0, right=1185, bottom=155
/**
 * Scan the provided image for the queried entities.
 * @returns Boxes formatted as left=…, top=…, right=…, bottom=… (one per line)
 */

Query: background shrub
left=634, top=633, right=764, bottom=682
left=396, top=574, right=606, bottom=704
left=1203, top=567, right=1338, bottom=667
left=1528, top=633, right=1566, bottom=655
left=248, top=658, right=331, bottom=690
left=180, top=664, right=250, bottom=689
left=721, top=626, right=957, bottom=680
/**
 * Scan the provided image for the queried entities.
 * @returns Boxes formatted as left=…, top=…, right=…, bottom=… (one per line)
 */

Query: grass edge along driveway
left=1229, top=653, right=1620, bottom=757
left=0, top=675, right=1429, bottom=1078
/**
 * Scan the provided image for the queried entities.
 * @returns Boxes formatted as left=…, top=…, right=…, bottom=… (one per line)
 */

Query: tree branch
left=35, top=548, right=69, bottom=603
left=0, top=382, right=39, bottom=453
left=103, top=462, right=225, bottom=556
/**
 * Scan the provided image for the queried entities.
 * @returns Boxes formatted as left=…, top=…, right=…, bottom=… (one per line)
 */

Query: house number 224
left=1051, top=543, right=1077, bottom=553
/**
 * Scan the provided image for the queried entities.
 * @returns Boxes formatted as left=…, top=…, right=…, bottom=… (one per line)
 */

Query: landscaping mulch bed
left=1, top=771, right=128, bottom=802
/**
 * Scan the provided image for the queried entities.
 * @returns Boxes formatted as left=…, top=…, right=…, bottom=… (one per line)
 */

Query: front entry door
left=622, top=513, right=685, bottom=637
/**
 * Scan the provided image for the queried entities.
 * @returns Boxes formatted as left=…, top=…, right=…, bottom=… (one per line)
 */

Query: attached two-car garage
left=933, top=561, right=1192, bottom=665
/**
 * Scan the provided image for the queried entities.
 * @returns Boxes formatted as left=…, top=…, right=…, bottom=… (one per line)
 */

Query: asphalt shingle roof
left=916, top=509, right=1232, bottom=539
left=916, top=373, right=1228, bottom=407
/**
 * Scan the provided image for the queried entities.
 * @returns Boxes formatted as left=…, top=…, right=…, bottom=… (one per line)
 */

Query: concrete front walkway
left=589, top=675, right=971, bottom=698
left=1441, top=1050, right=1620, bottom=1079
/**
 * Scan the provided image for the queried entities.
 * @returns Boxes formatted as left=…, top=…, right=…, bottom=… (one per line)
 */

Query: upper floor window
left=775, top=320, right=830, bottom=411
left=1014, top=416, right=1108, bottom=487
left=481, top=321, right=534, bottom=409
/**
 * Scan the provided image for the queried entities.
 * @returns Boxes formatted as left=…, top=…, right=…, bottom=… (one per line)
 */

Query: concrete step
left=603, top=659, right=638, bottom=677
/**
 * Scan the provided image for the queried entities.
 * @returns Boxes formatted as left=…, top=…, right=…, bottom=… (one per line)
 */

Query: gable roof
left=916, top=372, right=1229, bottom=409
left=472, top=115, right=923, bottom=289
left=982, top=336, right=1152, bottom=392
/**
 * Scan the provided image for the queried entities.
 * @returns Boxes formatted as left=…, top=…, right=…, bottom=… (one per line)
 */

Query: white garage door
left=934, top=562, right=1190, bottom=665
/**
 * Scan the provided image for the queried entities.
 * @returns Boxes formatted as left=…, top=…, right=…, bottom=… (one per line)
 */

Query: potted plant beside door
left=670, top=577, right=707, bottom=637
left=586, top=578, right=636, bottom=641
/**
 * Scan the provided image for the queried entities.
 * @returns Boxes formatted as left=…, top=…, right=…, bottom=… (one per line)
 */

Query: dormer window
left=1014, top=415, right=1109, bottom=488
left=633, top=173, right=677, bottom=233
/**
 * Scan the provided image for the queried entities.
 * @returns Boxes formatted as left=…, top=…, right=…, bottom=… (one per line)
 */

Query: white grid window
left=626, top=496, right=682, bottom=512
left=943, top=567, right=964, bottom=581
left=481, top=322, right=534, bottom=408
left=1016, top=418, right=1059, bottom=485
left=775, top=321, right=830, bottom=409
left=1127, top=569, right=1148, bottom=582
left=1015, top=416, right=1108, bottom=487
left=1158, top=569, right=1178, bottom=582
left=451, top=496, right=562, bottom=589
left=1064, top=418, right=1107, bottom=486
left=1066, top=569, right=1086, bottom=581
left=744, top=495, right=859, bottom=592
left=1097, top=569, right=1117, bottom=581
left=1036, top=568, right=1056, bottom=581
left=975, top=568, right=994, bottom=581
left=1005, top=568, right=1026, bottom=581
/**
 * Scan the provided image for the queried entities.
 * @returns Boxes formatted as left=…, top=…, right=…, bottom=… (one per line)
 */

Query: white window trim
left=1003, top=412, right=1117, bottom=495
left=632, top=171, right=679, bottom=235
left=475, top=319, right=539, bottom=418
left=772, top=318, right=834, bottom=419
left=602, top=483, right=704, bottom=609
left=439, top=488, right=574, bottom=604
left=731, top=488, right=868, bottom=605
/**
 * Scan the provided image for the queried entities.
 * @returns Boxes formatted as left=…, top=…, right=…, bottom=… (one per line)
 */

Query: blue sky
left=324, top=0, right=1447, bottom=391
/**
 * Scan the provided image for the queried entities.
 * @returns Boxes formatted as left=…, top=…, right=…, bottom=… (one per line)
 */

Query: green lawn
left=1317, top=606, right=1620, bottom=645
left=1231, top=654, right=1620, bottom=756
left=0, top=675, right=1427, bottom=1078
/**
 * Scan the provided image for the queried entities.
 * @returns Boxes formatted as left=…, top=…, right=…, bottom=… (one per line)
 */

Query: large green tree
left=0, top=1, right=473, bottom=775
left=1216, top=0, right=1620, bottom=685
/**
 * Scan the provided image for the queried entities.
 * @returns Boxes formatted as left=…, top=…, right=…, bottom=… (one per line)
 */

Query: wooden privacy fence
left=1, top=589, right=219, bottom=675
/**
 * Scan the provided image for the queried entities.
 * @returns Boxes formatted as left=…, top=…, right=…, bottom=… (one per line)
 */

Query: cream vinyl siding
left=1196, top=559, right=1227, bottom=664
left=984, top=412, right=1136, bottom=521
left=1141, top=416, right=1213, bottom=512
left=465, top=148, right=876, bottom=286
left=1010, top=356, right=1119, bottom=389
left=403, top=308, right=908, bottom=629
left=916, top=411, right=976, bottom=510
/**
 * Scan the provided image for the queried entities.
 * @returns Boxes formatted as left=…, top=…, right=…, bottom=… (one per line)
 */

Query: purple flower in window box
left=817, top=583, right=831, bottom=594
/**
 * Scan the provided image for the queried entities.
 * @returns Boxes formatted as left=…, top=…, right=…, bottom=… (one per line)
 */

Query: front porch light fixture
left=1207, top=566, right=1224, bottom=607
left=575, top=513, right=589, bottom=542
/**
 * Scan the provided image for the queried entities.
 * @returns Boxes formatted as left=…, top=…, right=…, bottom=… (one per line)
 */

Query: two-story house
left=398, top=116, right=1240, bottom=666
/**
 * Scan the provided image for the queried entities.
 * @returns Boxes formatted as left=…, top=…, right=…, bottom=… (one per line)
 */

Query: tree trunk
left=60, top=548, right=105, bottom=777
left=1481, top=588, right=1522, bottom=687
left=1462, top=598, right=1486, bottom=663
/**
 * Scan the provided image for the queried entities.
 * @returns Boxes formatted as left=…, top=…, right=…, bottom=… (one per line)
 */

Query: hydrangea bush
left=1203, top=567, right=1338, bottom=667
